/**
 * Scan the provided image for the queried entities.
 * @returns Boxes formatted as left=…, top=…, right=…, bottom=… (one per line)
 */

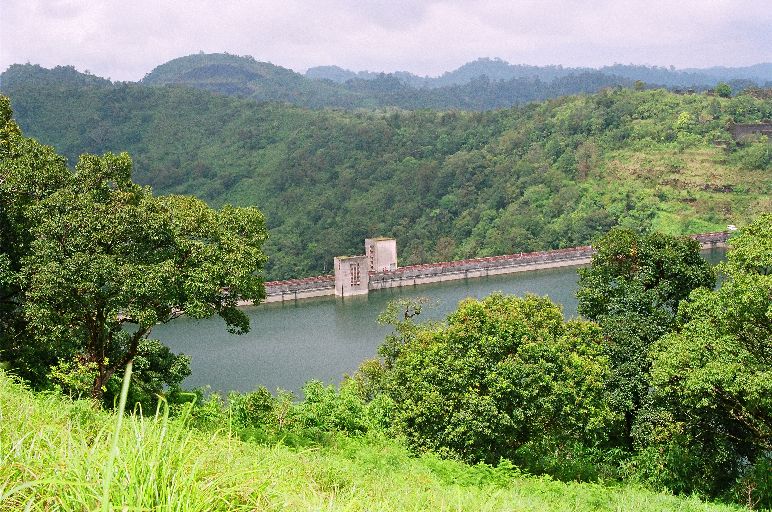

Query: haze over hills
left=137, top=53, right=639, bottom=110
left=4, top=53, right=770, bottom=112
left=305, top=57, right=772, bottom=89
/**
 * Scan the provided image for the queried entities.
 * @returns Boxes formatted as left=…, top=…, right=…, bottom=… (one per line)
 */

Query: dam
left=157, top=242, right=729, bottom=393
left=260, top=231, right=729, bottom=303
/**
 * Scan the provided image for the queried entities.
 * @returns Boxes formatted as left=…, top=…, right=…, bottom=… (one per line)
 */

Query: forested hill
left=2, top=70, right=771, bottom=280
left=139, top=53, right=635, bottom=110
left=4, top=55, right=771, bottom=111
left=308, top=57, right=772, bottom=89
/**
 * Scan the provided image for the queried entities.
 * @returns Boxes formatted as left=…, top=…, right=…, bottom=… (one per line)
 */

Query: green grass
left=0, top=371, right=747, bottom=511
left=602, top=146, right=771, bottom=232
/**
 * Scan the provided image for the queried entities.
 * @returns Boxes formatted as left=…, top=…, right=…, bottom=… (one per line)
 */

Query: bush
left=733, top=136, right=771, bottom=170
left=229, top=386, right=276, bottom=429
left=382, top=293, right=617, bottom=465
left=731, top=456, right=772, bottom=511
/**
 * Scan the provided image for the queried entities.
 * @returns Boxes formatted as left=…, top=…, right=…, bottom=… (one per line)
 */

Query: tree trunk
left=91, top=363, right=114, bottom=402
left=88, top=324, right=150, bottom=402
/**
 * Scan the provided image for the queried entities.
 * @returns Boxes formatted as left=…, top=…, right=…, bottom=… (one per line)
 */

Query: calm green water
left=155, top=248, right=726, bottom=394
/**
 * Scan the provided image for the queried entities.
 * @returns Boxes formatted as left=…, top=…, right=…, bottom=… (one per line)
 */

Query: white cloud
left=0, top=0, right=769, bottom=81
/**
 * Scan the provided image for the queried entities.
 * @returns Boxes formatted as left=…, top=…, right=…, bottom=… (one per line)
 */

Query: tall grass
left=0, top=371, right=748, bottom=511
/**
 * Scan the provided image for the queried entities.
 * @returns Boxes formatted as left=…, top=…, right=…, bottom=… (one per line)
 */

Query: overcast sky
left=1, top=0, right=770, bottom=81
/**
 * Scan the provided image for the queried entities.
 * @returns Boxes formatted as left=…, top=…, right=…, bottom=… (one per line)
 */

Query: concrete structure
left=365, top=237, right=398, bottom=272
left=261, top=275, right=334, bottom=304
left=692, top=231, right=729, bottom=248
left=334, top=254, right=369, bottom=297
left=247, top=231, right=730, bottom=303
left=728, top=122, right=772, bottom=143
left=369, top=246, right=594, bottom=291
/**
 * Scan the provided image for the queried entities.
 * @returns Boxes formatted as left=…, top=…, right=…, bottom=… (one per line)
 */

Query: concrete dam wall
left=258, top=231, right=729, bottom=303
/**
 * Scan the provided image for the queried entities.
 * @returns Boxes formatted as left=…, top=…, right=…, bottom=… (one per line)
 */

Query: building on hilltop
left=728, top=122, right=772, bottom=143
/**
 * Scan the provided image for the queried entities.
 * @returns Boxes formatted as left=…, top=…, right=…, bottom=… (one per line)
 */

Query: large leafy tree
left=576, top=229, right=715, bottom=445
left=382, top=293, right=615, bottom=466
left=577, top=229, right=715, bottom=320
left=1, top=96, right=71, bottom=382
left=1, top=96, right=268, bottom=401
left=641, top=215, right=771, bottom=504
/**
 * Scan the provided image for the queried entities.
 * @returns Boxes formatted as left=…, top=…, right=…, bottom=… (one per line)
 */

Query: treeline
left=3, top=57, right=635, bottom=111
left=4, top=55, right=770, bottom=113
left=2, top=66, right=771, bottom=279
left=308, top=57, right=772, bottom=89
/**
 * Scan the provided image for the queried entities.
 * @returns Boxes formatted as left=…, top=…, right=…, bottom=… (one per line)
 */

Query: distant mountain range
left=306, top=57, right=772, bottom=89
left=3, top=53, right=769, bottom=112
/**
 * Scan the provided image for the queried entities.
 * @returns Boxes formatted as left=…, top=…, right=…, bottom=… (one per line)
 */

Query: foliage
left=227, top=378, right=394, bottom=445
left=0, top=96, right=268, bottom=404
left=3, top=70, right=771, bottom=279
left=47, top=356, right=101, bottom=399
left=380, top=293, right=616, bottom=465
left=637, top=216, right=772, bottom=506
left=0, top=370, right=745, bottom=511
left=577, top=229, right=715, bottom=321
left=732, top=136, right=772, bottom=170
left=576, top=230, right=715, bottom=446
left=0, top=95, right=72, bottom=386
left=722, top=213, right=772, bottom=276
left=715, top=83, right=733, bottom=98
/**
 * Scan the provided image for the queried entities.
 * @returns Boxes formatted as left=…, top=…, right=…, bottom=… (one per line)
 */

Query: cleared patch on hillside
left=601, top=148, right=770, bottom=233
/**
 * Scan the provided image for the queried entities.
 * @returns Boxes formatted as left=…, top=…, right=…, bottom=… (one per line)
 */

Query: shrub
left=382, top=293, right=617, bottom=465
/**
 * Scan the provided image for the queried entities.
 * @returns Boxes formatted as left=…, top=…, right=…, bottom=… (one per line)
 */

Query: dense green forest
left=3, top=56, right=635, bottom=111
left=2, top=64, right=770, bottom=279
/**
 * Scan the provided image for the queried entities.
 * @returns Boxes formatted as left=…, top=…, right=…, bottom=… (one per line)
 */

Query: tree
left=381, top=293, right=615, bottom=466
left=576, top=229, right=715, bottom=445
left=640, top=215, right=771, bottom=505
left=1, top=96, right=269, bottom=402
left=1, top=96, right=71, bottom=384
left=715, top=82, right=732, bottom=98
left=577, top=229, right=714, bottom=321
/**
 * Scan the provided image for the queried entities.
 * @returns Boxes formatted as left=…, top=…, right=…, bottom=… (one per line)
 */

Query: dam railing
left=260, top=231, right=729, bottom=303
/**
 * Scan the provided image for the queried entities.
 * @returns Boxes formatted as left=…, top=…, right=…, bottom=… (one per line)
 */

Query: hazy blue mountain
left=2, top=54, right=633, bottom=111
left=304, top=65, right=359, bottom=82
left=306, top=57, right=772, bottom=89
left=4, top=54, right=770, bottom=114
left=683, top=63, right=772, bottom=82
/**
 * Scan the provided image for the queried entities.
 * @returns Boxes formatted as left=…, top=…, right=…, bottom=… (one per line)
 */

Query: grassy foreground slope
left=0, top=372, right=745, bottom=512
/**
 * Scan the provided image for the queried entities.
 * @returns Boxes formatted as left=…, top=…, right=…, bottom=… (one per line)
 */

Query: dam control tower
left=335, top=237, right=397, bottom=297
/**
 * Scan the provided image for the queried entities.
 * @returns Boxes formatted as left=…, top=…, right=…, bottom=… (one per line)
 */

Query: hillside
left=137, top=53, right=637, bottom=110
left=141, top=53, right=362, bottom=107
left=6, top=55, right=771, bottom=113
left=0, top=371, right=747, bottom=511
left=306, top=57, right=772, bottom=89
left=1, top=68, right=770, bottom=280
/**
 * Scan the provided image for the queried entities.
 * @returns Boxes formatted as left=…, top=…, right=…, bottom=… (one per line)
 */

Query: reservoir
left=155, top=248, right=726, bottom=394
